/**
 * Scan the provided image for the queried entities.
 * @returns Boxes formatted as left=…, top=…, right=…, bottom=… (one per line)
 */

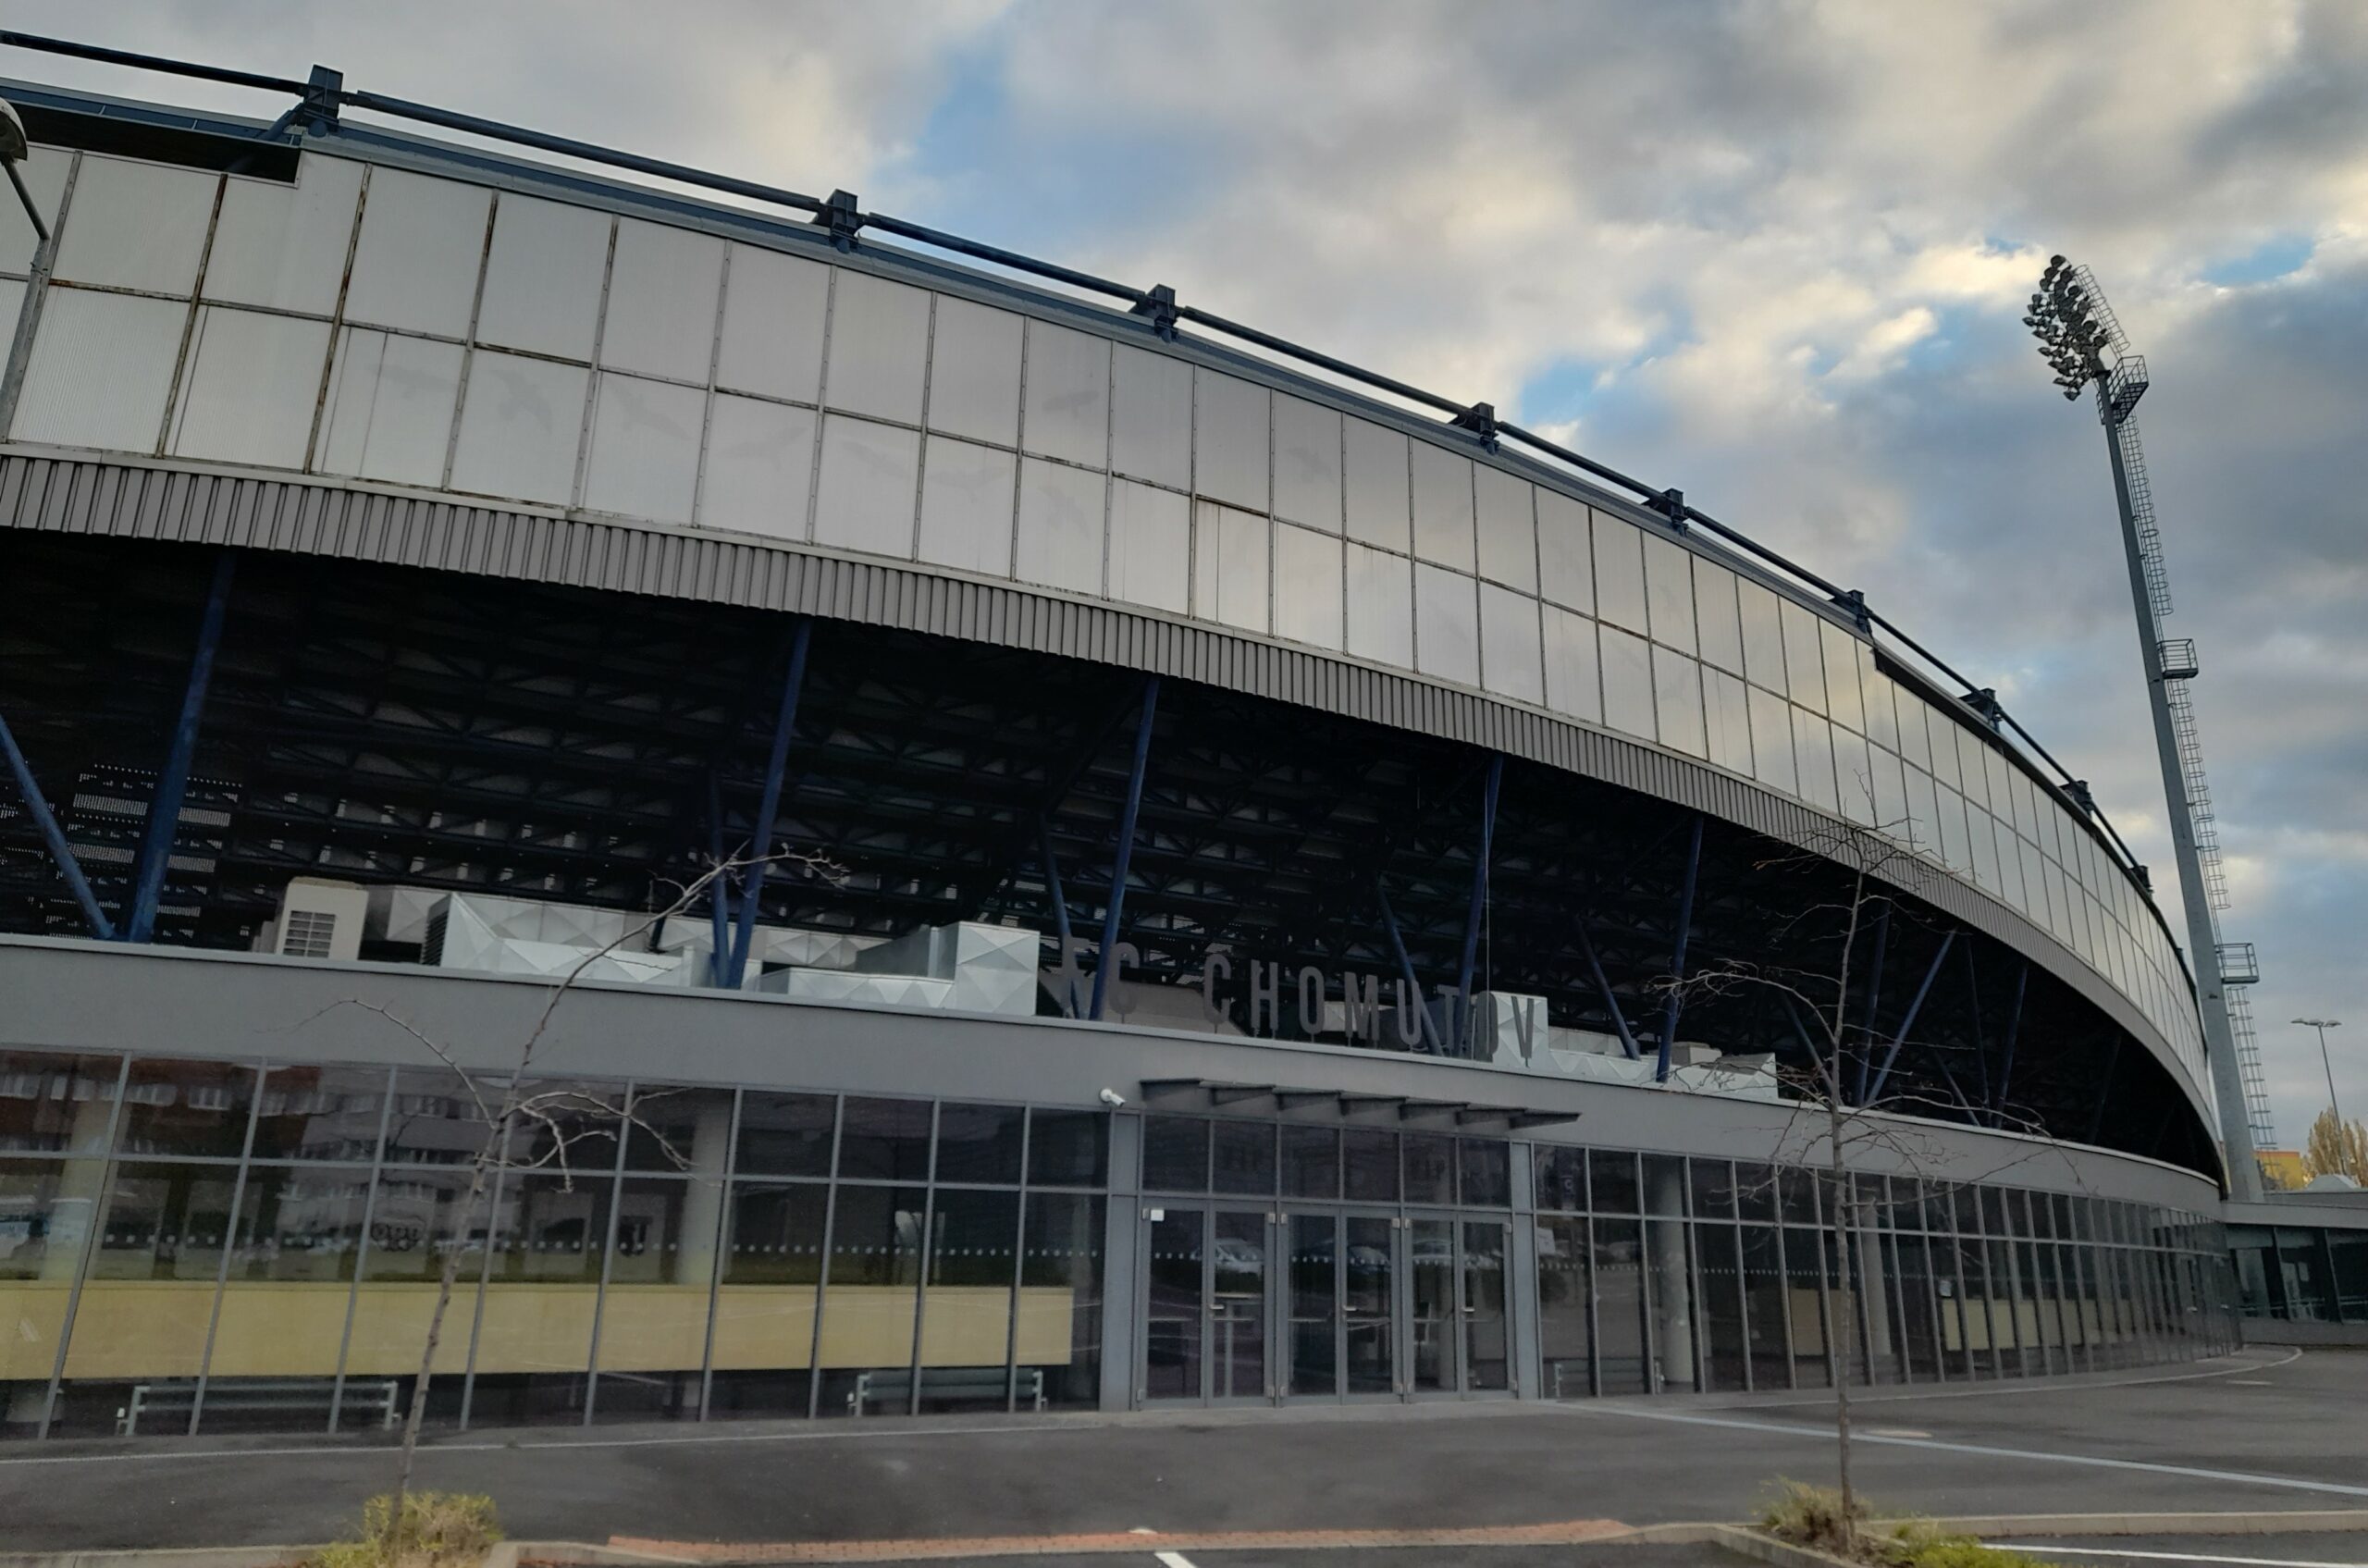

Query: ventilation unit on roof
left=272, top=878, right=369, bottom=963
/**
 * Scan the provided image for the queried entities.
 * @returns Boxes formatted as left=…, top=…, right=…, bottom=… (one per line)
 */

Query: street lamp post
left=2023, top=256, right=2264, bottom=1200
left=2293, top=1018, right=2345, bottom=1134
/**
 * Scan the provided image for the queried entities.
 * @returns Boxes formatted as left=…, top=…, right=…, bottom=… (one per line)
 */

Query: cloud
left=6, top=0, right=2364, bottom=1142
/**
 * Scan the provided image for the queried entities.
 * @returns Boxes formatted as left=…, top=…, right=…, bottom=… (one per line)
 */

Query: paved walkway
left=0, top=1349, right=2362, bottom=1556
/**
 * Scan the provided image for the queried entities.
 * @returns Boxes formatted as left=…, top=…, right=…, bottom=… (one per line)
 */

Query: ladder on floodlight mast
left=2087, top=276, right=2276, bottom=1150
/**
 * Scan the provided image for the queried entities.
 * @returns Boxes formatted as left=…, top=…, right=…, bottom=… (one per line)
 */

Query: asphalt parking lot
left=0, top=1348, right=2361, bottom=1557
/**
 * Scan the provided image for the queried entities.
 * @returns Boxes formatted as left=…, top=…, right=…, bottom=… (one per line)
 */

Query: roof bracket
left=1132, top=283, right=1179, bottom=340
left=1832, top=587, right=1870, bottom=632
left=814, top=189, right=864, bottom=252
left=1451, top=401, right=1500, bottom=453
left=301, top=65, right=342, bottom=135
left=1650, top=487, right=1687, bottom=534
left=1961, top=686, right=2004, bottom=731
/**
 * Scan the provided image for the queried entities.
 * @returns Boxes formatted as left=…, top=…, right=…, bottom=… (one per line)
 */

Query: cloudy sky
left=13, top=0, right=2364, bottom=1147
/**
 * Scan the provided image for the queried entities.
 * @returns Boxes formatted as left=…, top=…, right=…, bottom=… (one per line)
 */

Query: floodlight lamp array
left=2025, top=254, right=2115, bottom=401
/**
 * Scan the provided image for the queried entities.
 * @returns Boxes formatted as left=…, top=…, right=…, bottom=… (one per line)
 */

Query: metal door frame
left=1276, top=1205, right=1405, bottom=1404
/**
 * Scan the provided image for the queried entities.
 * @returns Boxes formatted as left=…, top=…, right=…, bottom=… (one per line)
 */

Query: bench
left=847, top=1365, right=1045, bottom=1414
left=117, top=1377, right=401, bottom=1437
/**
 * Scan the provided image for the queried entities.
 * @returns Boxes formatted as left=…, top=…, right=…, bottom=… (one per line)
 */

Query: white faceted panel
left=1478, top=581, right=1543, bottom=705
left=1862, top=659, right=1898, bottom=750
left=1342, top=417, right=1412, bottom=552
left=1110, top=342, right=1188, bottom=488
left=1593, top=514, right=1647, bottom=634
left=1935, top=785, right=1967, bottom=872
left=1344, top=540, right=1413, bottom=667
left=584, top=372, right=705, bottom=524
left=1409, top=442, right=1475, bottom=572
left=450, top=351, right=589, bottom=505
left=823, top=271, right=931, bottom=424
left=1539, top=604, right=1599, bottom=723
left=1599, top=625, right=1656, bottom=741
left=1833, top=727, right=1876, bottom=822
left=1273, top=523, right=1344, bottom=650
left=1474, top=466, right=1536, bottom=592
left=698, top=394, right=816, bottom=541
left=1906, top=765, right=1941, bottom=858
left=1653, top=646, right=1708, bottom=758
left=1704, top=667, right=1754, bottom=777
left=915, top=435, right=1017, bottom=576
left=0, top=146, right=68, bottom=274
left=927, top=296, right=1023, bottom=447
left=1016, top=456, right=1107, bottom=595
left=1791, top=708, right=1840, bottom=813
left=1193, top=500, right=1271, bottom=634
left=316, top=329, right=464, bottom=486
left=1955, top=725, right=1989, bottom=809
left=166, top=307, right=333, bottom=469
left=715, top=244, right=829, bottom=402
left=1895, top=689, right=1933, bottom=772
left=203, top=155, right=364, bottom=315
left=475, top=193, right=610, bottom=362
left=52, top=156, right=216, bottom=295
left=341, top=169, right=490, bottom=338
left=1928, top=706, right=1962, bottom=788
left=1273, top=394, right=1342, bottom=532
left=1747, top=685, right=1797, bottom=796
left=1108, top=478, right=1190, bottom=613
left=1780, top=599, right=1828, bottom=713
left=1193, top=371, right=1269, bottom=512
left=813, top=414, right=921, bottom=556
left=1643, top=533, right=1696, bottom=654
left=601, top=219, right=724, bottom=383
left=12, top=290, right=183, bottom=451
left=1536, top=490, right=1593, bottom=612
left=1413, top=562, right=1480, bottom=687
left=1695, top=561, right=1744, bottom=674
left=1739, top=579, right=1788, bottom=697
left=1820, top=619, right=1866, bottom=733
left=1025, top=321, right=1112, bottom=470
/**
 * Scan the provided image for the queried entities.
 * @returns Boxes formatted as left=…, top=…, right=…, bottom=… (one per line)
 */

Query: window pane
left=0, top=1161, right=105, bottom=1431
left=0, top=1053, right=120, bottom=1156
left=1458, top=1140, right=1511, bottom=1207
left=1474, top=466, right=1536, bottom=590
left=1691, top=1158, right=1738, bottom=1219
left=167, top=308, right=335, bottom=470
left=708, top=1180, right=824, bottom=1419
left=584, top=371, right=703, bottom=524
left=1592, top=1216, right=1650, bottom=1393
left=1696, top=561, right=1745, bottom=673
left=734, top=1092, right=835, bottom=1178
left=1213, top=1120, right=1276, bottom=1196
left=15, top=290, right=186, bottom=451
left=823, top=271, right=930, bottom=424
left=914, top=434, right=1016, bottom=574
left=1705, top=666, right=1755, bottom=776
left=595, top=1176, right=723, bottom=1422
left=1021, top=1192, right=1105, bottom=1409
left=1345, top=542, right=1413, bottom=667
left=1821, top=620, right=1866, bottom=733
left=1193, top=372, right=1270, bottom=512
left=837, top=1098, right=932, bottom=1182
left=1534, top=1145, right=1587, bottom=1212
left=1740, top=582, right=1789, bottom=697
left=1479, top=581, right=1543, bottom=704
left=621, top=1085, right=734, bottom=1176
left=1274, top=523, right=1345, bottom=650
left=117, top=1058, right=254, bottom=1160
left=1143, top=1117, right=1210, bottom=1192
left=918, top=1189, right=1019, bottom=1410
left=1343, top=418, right=1412, bottom=552
left=698, top=395, right=816, bottom=542
left=1600, top=626, right=1656, bottom=740
left=927, top=296, right=1023, bottom=447
left=1536, top=489, right=1594, bottom=611
left=1781, top=600, right=1828, bottom=714
left=1342, top=1129, right=1400, bottom=1203
left=450, top=352, right=589, bottom=506
left=1280, top=1126, right=1340, bottom=1199
left=1026, top=1111, right=1109, bottom=1188
left=1193, top=501, right=1270, bottom=635
left=1542, top=603, right=1602, bottom=724
left=474, top=193, right=608, bottom=362
left=1274, top=394, right=1343, bottom=532
left=1643, top=534, right=1696, bottom=654
left=1653, top=646, right=1708, bottom=758
left=55, top=156, right=216, bottom=294
left=813, top=414, right=920, bottom=558
left=1109, top=343, right=1185, bottom=487
left=935, top=1103, right=1025, bottom=1185
left=316, top=329, right=465, bottom=488
left=209, top=1166, right=367, bottom=1395
left=715, top=245, right=829, bottom=402
left=815, top=1184, right=925, bottom=1417
left=1794, top=709, right=1840, bottom=813
left=1593, top=514, right=1648, bottom=634
left=599, top=218, right=723, bottom=383
left=1402, top=1132, right=1454, bottom=1205
left=246, top=1064, right=384, bottom=1163
left=204, top=154, right=363, bottom=316
left=1410, top=444, right=1475, bottom=571
left=1590, top=1150, right=1639, bottom=1213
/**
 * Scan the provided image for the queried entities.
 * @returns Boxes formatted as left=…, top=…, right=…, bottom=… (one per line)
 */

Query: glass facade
left=2226, top=1224, right=2368, bottom=1325
left=0, top=140, right=2208, bottom=1105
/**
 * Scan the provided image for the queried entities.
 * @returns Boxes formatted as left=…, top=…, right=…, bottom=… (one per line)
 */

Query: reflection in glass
left=1696, top=1223, right=1750, bottom=1391
left=1144, top=1117, right=1210, bottom=1192
left=1410, top=1217, right=1455, bottom=1393
left=1288, top=1213, right=1337, bottom=1398
left=253, top=1065, right=386, bottom=1162
left=1591, top=1216, right=1649, bottom=1394
left=1144, top=1208, right=1203, bottom=1401
left=708, top=1180, right=825, bottom=1419
left=1462, top=1220, right=1510, bottom=1391
left=1280, top=1126, right=1339, bottom=1200
left=470, top=1171, right=609, bottom=1426
left=1020, top=1193, right=1104, bottom=1409
left=816, top=1185, right=924, bottom=1417
left=837, top=1099, right=932, bottom=1183
left=1342, top=1130, right=1399, bottom=1204
left=1344, top=1216, right=1396, bottom=1397
left=933, top=1104, right=1025, bottom=1186
left=1741, top=1224, right=1790, bottom=1389
left=918, top=1190, right=1019, bottom=1412
left=117, top=1059, right=254, bottom=1160
left=1210, top=1211, right=1267, bottom=1400
left=1026, top=1111, right=1108, bottom=1189
left=595, top=1177, right=722, bottom=1422
left=1212, top=1121, right=1276, bottom=1196
left=0, top=1054, right=119, bottom=1157
left=734, top=1093, right=835, bottom=1178
left=1536, top=1216, right=1589, bottom=1398
left=1401, top=1133, right=1454, bottom=1207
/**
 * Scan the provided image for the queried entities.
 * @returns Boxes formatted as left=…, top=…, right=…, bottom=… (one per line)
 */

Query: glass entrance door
left=1462, top=1218, right=1511, bottom=1391
left=1209, top=1209, right=1270, bottom=1401
left=1342, top=1215, right=1398, bottom=1398
left=1281, top=1210, right=1400, bottom=1401
left=1143, top=1207, right=1203, bottom=1401
left=1142, top=1204, right=1272, bottom=1403
left=1409, top=1216, right=1458, bottom=1393
left=1408, top=1214, right=1511, bottom=1396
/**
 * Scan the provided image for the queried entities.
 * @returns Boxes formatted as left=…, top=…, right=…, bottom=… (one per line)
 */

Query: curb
left=1919, top=1511, right=2368, bottom=1538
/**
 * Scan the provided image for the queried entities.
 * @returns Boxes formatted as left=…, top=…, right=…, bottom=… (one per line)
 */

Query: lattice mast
left=2026, top=260, right=2272, bottom=1191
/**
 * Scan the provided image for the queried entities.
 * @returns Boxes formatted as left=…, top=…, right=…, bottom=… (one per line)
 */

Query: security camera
left=1098, top=1087, right=1128, bottom=1108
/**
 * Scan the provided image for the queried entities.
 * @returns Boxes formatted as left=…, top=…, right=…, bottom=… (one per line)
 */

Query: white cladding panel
left=1474, top=465, right=1536, bottom=593
left=167, top=307, right=332, bottom=470
left=203, top=156, right=364, bottom=316
left=1022, top=321, right=1111, bottom=469
left=813, top=414, right=920, bottom=556
left=316, top=329, right=465, bottom=487
left=1107, top=478, right=1190, bottom=614
left=1016, top=455, right=1106, bottom=595
left=1109, top=343, right=1188, bottom=488
left=13, top=289, right=183, bottom=451
left=1409, top=442, right=1475, bottom=572
left=1195, top=500, right=1270, bottom=634
left=475, top=193, right=610, bottom=362
left=1273, top=394, right=1343, bottom=533
left=1412, top=562, right=1479, bottom=686
left=584, top=372, right=705, bottom=524
left=823, top=271, right=930, bottom=425
left=916, top=435, right=1016, bottom=576
left=601, top=219, right=725, bottom=383
left=715, top=245, right=829, bottom=402
left=1343, top=417, right=1412, bottom=553
left=339, top=169, right=490, bottom=338
left=1272, top=522, right=1344, bottom=651
left=1192, top=371, right=1269, bottom=512
left=698, top=395, right=816, bottom=542
left=927, top=296, right=1023, bottom=448
left=1479, top=580, right=1544, bottom=705
left=51, top=156, right=216, bottom=295
left=450, top=351, right=589, bottom=505
left=1344, top=541, right=1414, bottom=668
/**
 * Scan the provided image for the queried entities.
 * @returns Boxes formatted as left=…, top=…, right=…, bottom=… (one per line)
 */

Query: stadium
left=0, top=46, right=2240, bottom=1439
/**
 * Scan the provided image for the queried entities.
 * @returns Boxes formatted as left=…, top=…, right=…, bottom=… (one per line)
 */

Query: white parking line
left=1556, top=1404, right=2368, bottom=1500
left=1995, top=1546, right=2368, bottom=1568
left=1153, top=1552, right=1199, bottom=1568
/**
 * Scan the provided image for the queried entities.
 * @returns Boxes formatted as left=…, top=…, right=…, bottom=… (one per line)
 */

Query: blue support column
left=1452, top=754, right=1504, bottom=1057
left=1089, top=675, right=1159, bottom=1022
left=0, top=709, right=114, bottom=939
left=1575, top=924, right=1640, bottom=1060
left=725, top=619, right=811, bottom=982
left=706, top=774, right=732, bottom=987
left=1039, top=820, right=1078, bottom=1018
left=1375, top=879, right=1443, bottom=1055
left=1866, top=931, right=1957, bottom=1105
left=126, top=551, right=235, bottom=943
left=1851, top=903, right=1893, bottom=1105
left=1992, top=961, right=2029, bottom=1126
left=1653, top=815, right=1703, bottom=1082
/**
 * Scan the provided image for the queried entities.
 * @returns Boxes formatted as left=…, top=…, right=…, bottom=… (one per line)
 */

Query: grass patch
left=304, top=1493, right=502, bottom=1568
left=1759, top=1483, right=2060, bottom=1568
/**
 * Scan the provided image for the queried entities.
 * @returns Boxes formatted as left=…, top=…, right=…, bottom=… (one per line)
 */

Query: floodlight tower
left=2024, top=256, right=2270, bottom=1200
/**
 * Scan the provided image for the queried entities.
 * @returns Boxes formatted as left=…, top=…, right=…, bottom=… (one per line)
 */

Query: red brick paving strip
left=599, top=1518, right=1634, bottom=1562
